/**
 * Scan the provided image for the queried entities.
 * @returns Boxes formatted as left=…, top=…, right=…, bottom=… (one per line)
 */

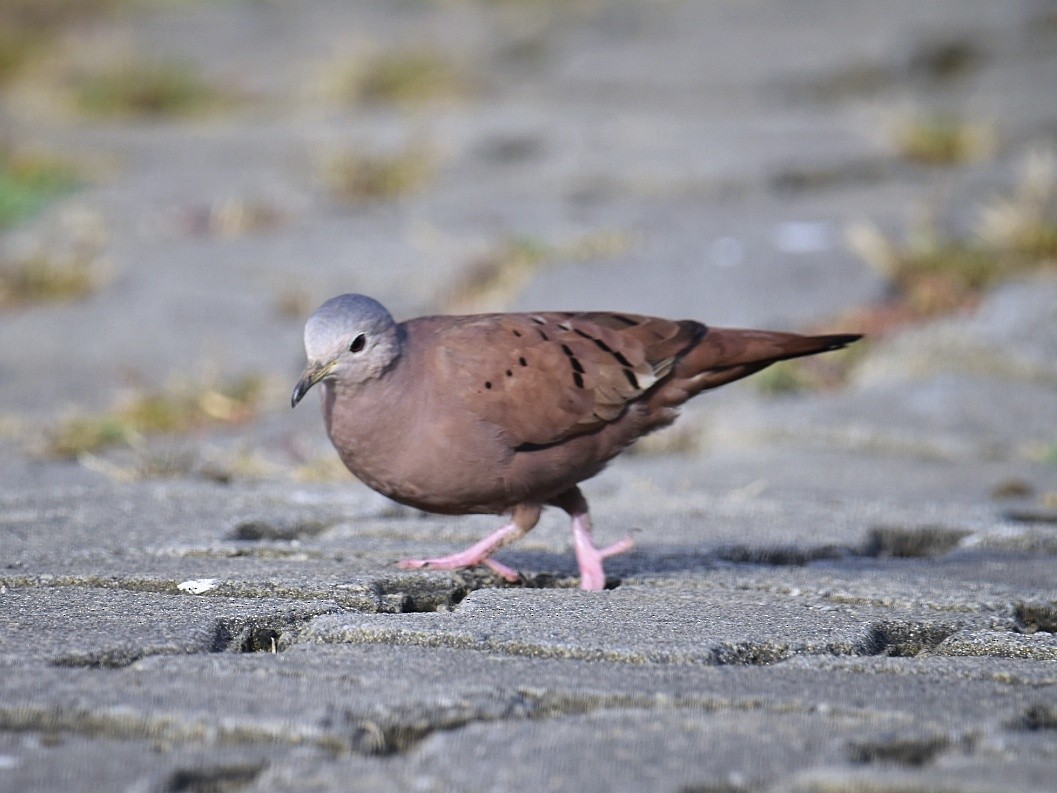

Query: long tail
left=653, top=324, right=861, bottom=405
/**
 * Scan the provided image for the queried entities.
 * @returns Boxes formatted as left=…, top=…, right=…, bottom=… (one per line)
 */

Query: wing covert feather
left=427, top=312, right=702, bottom=447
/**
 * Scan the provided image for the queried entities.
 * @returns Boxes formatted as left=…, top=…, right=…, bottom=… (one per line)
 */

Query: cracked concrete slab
left=0, top=586, right=337, bottom=666
left=252, top=710, right=926, bottom=793
left=0, top=734, right=275, bottom=793
left=299, top=583, right=962, bottom=664
left=2, top=644, right=1053, bottom=779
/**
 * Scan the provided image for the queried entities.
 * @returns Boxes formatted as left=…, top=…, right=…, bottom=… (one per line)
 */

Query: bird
left=291, top=294, right=860, bottom=590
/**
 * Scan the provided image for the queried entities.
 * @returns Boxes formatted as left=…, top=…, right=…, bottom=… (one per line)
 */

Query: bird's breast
left=323, top=380, right=513, bottom=514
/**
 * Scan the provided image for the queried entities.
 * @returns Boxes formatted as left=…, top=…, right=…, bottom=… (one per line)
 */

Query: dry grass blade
left=977, top=150, right=1057, bottom=259
left=0, top=0, right=124, bottom=83
left=0, top=254, right=101, bottom=308
left=354, top=51, right=470, bottom=106
left=445, top=236, right=551, bottom=314
left=321, top=145, right=438, bottom=204
left=891, top=113, right=995, bottom=166
left=445, top=230, right=632, bottom=313
left=753, top=344, right=868, bottom=396
left=847, top=151, right=1057, bottom=324
left=73, top=59, right=232, bottom=119
left=44, top=374, right=267, bottom=459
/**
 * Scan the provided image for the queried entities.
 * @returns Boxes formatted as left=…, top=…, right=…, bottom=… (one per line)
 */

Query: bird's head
left=291, top=293, right=401, bottom=407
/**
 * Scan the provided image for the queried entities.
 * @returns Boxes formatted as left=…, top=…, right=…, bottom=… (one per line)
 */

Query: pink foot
left=398, top=521, right=523, bottom=581
left=572, top=513, right=633, bottom=591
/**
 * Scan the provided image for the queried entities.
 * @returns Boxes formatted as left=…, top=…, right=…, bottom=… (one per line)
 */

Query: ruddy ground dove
left=292, top=294, right=860, bottom=590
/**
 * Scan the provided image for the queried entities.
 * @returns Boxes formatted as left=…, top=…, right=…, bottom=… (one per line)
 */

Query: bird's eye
left=349, top=334, right=367, bottom=353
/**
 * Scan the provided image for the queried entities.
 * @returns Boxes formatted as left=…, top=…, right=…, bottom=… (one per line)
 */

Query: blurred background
left=1, top=0, right=1055, bottom=495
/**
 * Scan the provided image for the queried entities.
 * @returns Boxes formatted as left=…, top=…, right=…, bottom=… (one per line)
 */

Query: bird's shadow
left=414, top=522, right=989, bottom=590
left=491, top=544, right=742, bottom=588
left=493, top=539, right=919, bottom=589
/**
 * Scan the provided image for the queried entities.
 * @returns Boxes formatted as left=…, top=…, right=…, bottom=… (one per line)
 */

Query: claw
left=397, top=558, right=433, bottom=570
left=483, top=557, right=521, bottom=582
left=599, top=537, right=635, bottom=559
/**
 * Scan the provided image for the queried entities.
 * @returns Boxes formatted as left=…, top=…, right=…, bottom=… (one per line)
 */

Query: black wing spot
left=558, top=321, right=572, bottom=331
left=612, top=315, right=639, bottom=326
left=519, top=356, right=528, bottom=366
left=506, top=369, right=513, bottom=377
left=530, top=316, right=547, bottom=325
left=512, top=329, right=522, bottom=337
left=558, top=342, right=587, bottom=383
left=485, top=381, right=493, bottom=389
left=593, top=338, right=613, bottom=352
left=537, top=330, right=549, bottom=341
left=573, top=329, right=628, bottom=364
left=623, top=368, right=639, bottom=389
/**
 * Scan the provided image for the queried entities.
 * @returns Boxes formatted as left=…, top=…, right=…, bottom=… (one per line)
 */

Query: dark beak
left=291, top=361, right=331, bottom=408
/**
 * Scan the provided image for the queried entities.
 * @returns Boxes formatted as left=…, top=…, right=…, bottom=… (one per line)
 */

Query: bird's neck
left=319, top=380, right=337, bottom=428
left=320, top=361, right=401, bottom=438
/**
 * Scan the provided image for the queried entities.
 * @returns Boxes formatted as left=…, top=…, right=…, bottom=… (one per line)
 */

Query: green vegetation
left=0, top=149, right=80, bottom=228
left=446, top=236, right=551, bottom=313
left=802, top=38, right=983, bottom=102
left=848, top=151, right=1057, bottom=319
left=291, top=454, right=355, bottom=483
left=445, top=231, right=631, bottom=312
left=0, top=0, right=123, bottom=84
left=73, top=59, right=229, bottom=118
left=45, top=374, right=266, bottom=459
left=0, top=1, right=231, bottom=118
left=0, top=252, right=102, bottom=309
left=753, top=345, right=866, bottom=396
left=354, top=51, right=469, bottom=106
left=753, top=359, right=820, bottom=396
left=322, top=145, right=438, bottom=204
left=0, top=26, right=42, bottom=84
left=892, top=113, right=994, bottom=166
left=46, top=415, right=137, bottom=460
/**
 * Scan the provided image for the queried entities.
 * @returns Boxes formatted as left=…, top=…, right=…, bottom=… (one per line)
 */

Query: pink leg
left=553, top=487, right=633, bottom=591
left=571, top=512, right=634, bottom=591
left=398, top=505, right=541, bottom=582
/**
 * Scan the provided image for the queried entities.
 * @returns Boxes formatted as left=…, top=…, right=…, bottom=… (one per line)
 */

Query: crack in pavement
left=0, top=690, right=922, bottom=759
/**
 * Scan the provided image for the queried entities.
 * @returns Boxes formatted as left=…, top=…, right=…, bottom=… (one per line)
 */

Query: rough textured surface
left=2, top=1, right=1057, bottom=791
